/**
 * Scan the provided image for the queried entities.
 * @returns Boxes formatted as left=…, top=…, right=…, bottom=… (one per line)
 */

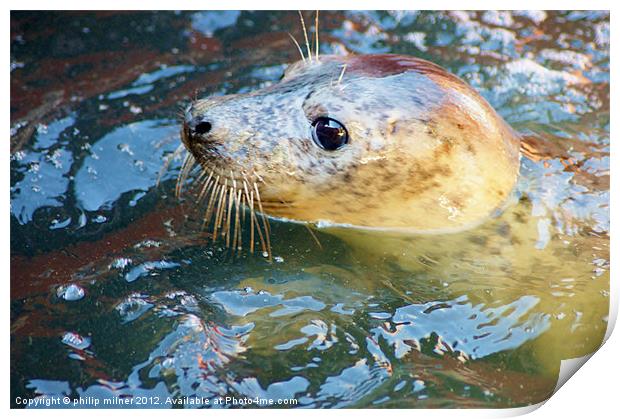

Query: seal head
left=181, top=54, right=520, bottom=234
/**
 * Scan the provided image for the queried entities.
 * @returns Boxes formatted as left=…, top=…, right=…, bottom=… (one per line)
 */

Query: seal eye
left=311, top=117, right=349, bottom=151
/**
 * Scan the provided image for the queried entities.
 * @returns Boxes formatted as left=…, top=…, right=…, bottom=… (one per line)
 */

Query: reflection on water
left=11, top=11, right=609, bottom=408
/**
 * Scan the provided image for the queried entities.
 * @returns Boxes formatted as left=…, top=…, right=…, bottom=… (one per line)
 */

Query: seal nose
left=187, top=116, right=212, bottom=136
left=191, top=119, right=212, bottom=135
left=183, top=104, right=213, bottom=143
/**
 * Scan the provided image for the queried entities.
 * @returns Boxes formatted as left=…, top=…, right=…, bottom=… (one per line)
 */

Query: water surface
left=11, top=10, right=609, bottom=408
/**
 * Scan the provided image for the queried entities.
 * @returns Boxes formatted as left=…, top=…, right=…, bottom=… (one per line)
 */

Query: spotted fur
left=181, top=54, right=521, bottom=234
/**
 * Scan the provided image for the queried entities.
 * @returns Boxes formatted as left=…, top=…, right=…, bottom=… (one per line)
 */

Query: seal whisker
left=197, top=169, right=215, bottom=203
left=242, top=178, right=255, bottom=253
left=193, top=168, right=210, bottom=192
left=175, top=152, right=189, bottom=197
left=298, top=11, right=312, bottom=63
left=228, top=173, right=242, bottom=251
left=197, top=178, right=214, bottom=205
left=202, top=179, right=221, bottom=230
left=233, top=188, right=243, bottom=251
left=314, top=10, right=320, bottom=61
left=176, top=103, right=188, bottom=122
left=201, top=184, right=217, bottom=229
left=253, top=182, right=271, bottom=236
left=251, top=169, right=265, bottom=184
left=251, top=189, right=268, bottom=257
left=270, top=192, right=322, bottom=249
left=212, top=178, right=228, bottom=241
left=157, top=143, right=185, bottom=187
left=305, top=224, right=323, bottom=249
left=241, top=192, right=247, bottom=249
left=176, top=153, right=196, bottom=198
left=175, top=103, right=187, bottom=123
left=253, top=181, right=272, bottom=260
left=218, top=182, right=230, bottom=239
left=225, top=184, right=235, bottom=246
left=287, top=32, right=306, bottom=63
left=223, top=173, right=240, bottom=245
left=245, top=178, right=267, bottom=256
left=337, top=64, right=347, bottom=85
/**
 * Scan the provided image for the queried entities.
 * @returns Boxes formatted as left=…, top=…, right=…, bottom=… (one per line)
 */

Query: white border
left=4, top=2, right=616, bottom=418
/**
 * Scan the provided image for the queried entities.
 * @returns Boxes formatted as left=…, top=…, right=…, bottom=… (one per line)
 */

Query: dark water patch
left=10, top=10, right=609, bottom=409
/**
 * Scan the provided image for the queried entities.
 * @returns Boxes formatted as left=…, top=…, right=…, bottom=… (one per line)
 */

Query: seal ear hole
left=194, top=121, right=212, bottom=135
left=311, top=117, right=349, bottom=151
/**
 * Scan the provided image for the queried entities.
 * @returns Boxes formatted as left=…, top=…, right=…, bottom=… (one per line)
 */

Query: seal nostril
left=194, top=121, right=212, bottom=135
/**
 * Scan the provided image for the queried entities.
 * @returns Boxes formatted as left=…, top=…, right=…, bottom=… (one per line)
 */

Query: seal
left=176, top=42, right=608, bottom=380
left=180, top=53, right=521, bottom=237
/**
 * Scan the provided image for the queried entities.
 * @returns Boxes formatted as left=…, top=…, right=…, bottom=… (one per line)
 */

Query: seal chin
left=180, top=122, right=204, bottom=163
left=180, top=122, right=191, bottom=148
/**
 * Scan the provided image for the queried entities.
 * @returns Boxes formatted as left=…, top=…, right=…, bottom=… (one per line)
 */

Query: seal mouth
left=181, top=121, right=190, bottom=145
left=180, top=122, right=220, bottom=175
left=172, top=148, right=275, bottom=258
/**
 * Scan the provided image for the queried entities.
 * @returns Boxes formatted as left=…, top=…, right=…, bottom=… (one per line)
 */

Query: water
left=11, top=11, right=609, bottom=408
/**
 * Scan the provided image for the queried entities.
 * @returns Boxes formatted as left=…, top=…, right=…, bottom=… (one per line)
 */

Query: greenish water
left=11, top=11, right=609, bottom=408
